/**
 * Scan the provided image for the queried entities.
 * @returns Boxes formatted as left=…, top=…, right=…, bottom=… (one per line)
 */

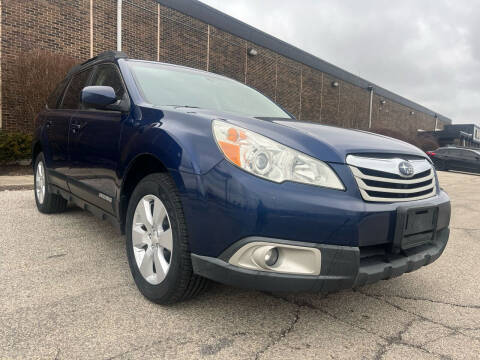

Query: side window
left=61, top=69, right=93, bottom=109
left=47, top=79, right=68, bottom=109
left=90, top=64, right=126, bottom=100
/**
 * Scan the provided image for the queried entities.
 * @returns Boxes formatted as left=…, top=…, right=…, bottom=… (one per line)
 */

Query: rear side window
left=46, top=79, right=68, bottom=109
left=90, top=64, right=125, bottom=100
left=451, top=149, right=465, bottom=157
left=61, top=69, right=93, bottom=109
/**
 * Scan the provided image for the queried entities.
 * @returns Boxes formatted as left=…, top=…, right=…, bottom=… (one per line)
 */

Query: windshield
left=127, top=61, right=291, bottom=119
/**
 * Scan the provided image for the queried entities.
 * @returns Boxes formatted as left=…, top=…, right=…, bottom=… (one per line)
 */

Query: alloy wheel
left=132, top=194, right=173, bottom=285
left=35, top=161, right=46, bottom=204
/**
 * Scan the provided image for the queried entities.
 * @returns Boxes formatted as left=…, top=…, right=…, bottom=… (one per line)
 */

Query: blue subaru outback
left=33, top=51, right=450, bottom=304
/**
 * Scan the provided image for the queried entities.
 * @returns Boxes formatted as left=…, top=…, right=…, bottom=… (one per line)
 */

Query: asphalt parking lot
left=1, top=171, right=479, bottom=360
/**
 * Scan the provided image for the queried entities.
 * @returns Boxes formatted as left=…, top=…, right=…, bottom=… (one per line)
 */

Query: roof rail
left=66, top=51, right=128, bottom=77
left=81, top=51, right=128, bottom=65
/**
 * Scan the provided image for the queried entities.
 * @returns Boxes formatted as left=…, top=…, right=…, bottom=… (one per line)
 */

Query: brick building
left=0, top=0, right=452, bottom=134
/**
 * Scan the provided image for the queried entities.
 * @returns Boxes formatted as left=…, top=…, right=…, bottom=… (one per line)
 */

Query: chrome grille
left=346, top=155, right=436, bottom=202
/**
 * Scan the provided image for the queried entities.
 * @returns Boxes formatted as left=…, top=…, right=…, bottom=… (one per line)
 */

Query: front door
left=68, top=63, right=128, bottom=214
left=44, top=70, right=93, bottom=189
left=461, top=150, right=480, bottom=173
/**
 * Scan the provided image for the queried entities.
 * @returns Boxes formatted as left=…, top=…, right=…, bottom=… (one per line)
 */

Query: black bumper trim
left=191, top=228, right=449, bottom=293
left=355, top=228, right=449, bottom=287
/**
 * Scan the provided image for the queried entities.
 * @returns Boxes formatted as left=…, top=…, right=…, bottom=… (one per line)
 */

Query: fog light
left=229, top=241, right=322, bottom=275
left=265, top=247, right=279, bottom=266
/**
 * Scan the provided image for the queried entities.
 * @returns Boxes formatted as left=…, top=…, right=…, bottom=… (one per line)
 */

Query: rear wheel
left=125, top=173, right=208, bottom=304
left=34, top=153, right=68, bottom=213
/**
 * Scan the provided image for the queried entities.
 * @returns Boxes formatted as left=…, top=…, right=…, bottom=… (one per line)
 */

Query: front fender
left=117, top=107, right=224, bottom=190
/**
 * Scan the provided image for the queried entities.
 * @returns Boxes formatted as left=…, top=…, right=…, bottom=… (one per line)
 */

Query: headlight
left=212, top=120, right=345, bottom=190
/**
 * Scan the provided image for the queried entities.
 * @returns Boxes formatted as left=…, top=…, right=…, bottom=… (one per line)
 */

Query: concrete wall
left=0, top=0, right=448, bottom=134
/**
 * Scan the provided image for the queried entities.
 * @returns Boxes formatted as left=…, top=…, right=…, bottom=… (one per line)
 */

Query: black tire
left=125, top=173, right=208, bottom=304
left=34, top=153, right=68, bottom=214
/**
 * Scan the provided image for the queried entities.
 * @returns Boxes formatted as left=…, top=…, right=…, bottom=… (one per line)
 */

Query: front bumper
left=178, top=160, right=451, bottom=258
left=191, top=228, right=450, bottom=292
left=182, top=159, right=451, bottom=292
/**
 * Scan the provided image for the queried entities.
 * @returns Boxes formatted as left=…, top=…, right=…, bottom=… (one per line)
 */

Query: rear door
left=42, top=78, right=70, bottom=189
left=445, top=149, right=464, bottom=171
left=432, top=148, right=447, bottom=168
left=67, top=63, right=128, bottom=214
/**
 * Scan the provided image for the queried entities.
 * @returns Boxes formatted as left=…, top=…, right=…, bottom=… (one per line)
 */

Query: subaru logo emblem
left=398, top=161, right=414, bottom=178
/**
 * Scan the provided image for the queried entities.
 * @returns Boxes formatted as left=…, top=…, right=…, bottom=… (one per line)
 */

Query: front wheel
left=34, top=153, right=68, bottom=213
left=125, top=173, right=208, bottom=304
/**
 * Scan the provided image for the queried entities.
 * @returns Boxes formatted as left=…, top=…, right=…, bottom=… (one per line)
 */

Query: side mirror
left=81, top=86, right=117, bottom=109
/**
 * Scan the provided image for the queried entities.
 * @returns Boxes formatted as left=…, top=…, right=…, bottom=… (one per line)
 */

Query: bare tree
left=9, top=50, right=78, bottom=131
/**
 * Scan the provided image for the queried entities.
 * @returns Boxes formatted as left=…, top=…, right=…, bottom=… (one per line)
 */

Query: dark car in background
left=427, top=147, right=480, bottom=173
left=32, top=51, right=451, bottom=304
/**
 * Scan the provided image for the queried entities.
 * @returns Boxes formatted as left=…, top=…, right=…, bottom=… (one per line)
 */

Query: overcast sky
left=200, top=0, right=480, bottom=125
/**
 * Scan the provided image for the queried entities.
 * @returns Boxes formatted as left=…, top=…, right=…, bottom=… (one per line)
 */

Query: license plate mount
left=393, top=205, right=439, bottom=252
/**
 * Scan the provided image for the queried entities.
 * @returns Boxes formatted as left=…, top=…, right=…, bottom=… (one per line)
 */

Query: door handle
left=71, top=122, right=86, bottom=134
left=71, top=123, right=81, bottom=134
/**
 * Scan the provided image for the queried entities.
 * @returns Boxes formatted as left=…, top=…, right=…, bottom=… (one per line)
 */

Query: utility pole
left=367, top=86, right=374, bottom=129
left=117, top=0, right=122, bottom=51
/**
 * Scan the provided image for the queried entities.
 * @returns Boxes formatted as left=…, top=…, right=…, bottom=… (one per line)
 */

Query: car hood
left=272, top=119, right=427, bottom=160
left=158, top=106, right=427, bottom=164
